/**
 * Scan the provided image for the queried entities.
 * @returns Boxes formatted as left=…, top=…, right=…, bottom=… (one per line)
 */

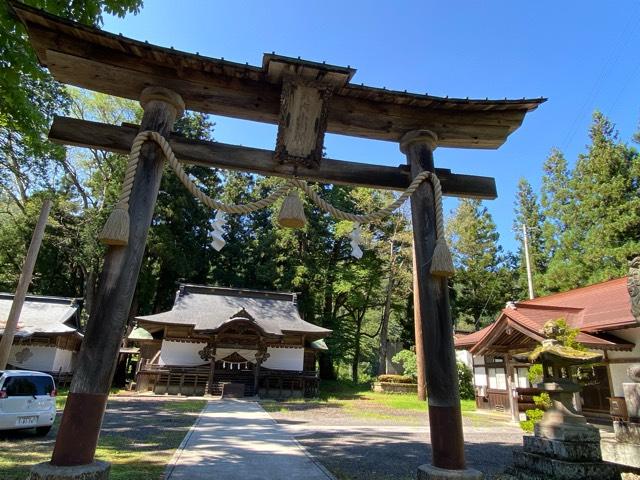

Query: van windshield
left=2, top=376, right=54, bottom=396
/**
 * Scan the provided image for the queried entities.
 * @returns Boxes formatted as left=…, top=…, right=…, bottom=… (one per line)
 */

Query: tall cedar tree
left=513, top=178, right=547, bottom=298
left=448, top=199, right=515, bottom=330
left=541, top=113, right=640, bottom=292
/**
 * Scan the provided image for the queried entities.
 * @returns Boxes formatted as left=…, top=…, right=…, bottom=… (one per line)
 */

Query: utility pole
left=0, top=199, right=51, bottom=369
left=522, top=223, right=535, bottom=300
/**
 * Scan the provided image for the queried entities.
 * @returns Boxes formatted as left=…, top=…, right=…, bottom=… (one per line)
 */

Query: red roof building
left=454, top=277, right=639, bottom=420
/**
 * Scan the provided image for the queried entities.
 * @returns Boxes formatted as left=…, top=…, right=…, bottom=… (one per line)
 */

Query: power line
left=561, top=12, right=640, bottom=152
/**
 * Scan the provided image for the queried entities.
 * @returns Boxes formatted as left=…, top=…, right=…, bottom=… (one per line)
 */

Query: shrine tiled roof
left=454, top=277, right=637, bottom=354
left=136, top=284, right=331, bottom=338
left=0, top=293, right=82, bottom=338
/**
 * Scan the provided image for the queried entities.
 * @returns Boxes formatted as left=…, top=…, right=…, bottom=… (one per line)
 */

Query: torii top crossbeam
left=13, top=2, right=544, bottom=150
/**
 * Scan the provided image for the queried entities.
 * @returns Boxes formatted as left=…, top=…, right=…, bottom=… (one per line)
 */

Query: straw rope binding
left=99, top=130, right=454, bottom=276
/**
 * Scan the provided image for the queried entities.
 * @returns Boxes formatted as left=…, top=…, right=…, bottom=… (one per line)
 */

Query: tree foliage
left=527, top=112, right=640, bottom=294
left=448, top=199, right=517, bottom=330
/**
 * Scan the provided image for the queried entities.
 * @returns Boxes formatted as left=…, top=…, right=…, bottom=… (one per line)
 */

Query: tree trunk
left=352, top=313, right=363, bottom=383
left=378, top=239, right=396, bottom=375
left=412, top=243, right=427, bottom=401
left=318, top=352, right=336, bottom=380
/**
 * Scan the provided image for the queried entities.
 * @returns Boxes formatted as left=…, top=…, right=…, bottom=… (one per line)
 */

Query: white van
left=0, top=370, right=57, bottom=435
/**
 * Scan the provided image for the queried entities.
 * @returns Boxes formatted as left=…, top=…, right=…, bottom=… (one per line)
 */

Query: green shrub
left=377, top=374, right=415, bottom=384
left=520, top=408, right=544, bottom=433
left=528, top=364, right=543, bottom=385
left=533, top=392, right=551, bottom=409
left=519, top=390, right=551, bottom=432
left=392, top=350, right=417, bottom=379
left=457, top=361, right=475, bottom=400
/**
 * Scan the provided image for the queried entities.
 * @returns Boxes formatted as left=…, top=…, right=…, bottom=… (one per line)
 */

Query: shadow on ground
left=297, top=429, right=521, bottom=480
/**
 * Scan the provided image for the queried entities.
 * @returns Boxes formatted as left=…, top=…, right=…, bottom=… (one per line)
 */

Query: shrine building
left=131, top=284, right=331, bottom=398
left=455, top=277, right=640, bottom=421
left=0, top=293, right=82, bottom=378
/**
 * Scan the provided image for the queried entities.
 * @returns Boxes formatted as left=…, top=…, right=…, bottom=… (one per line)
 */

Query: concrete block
left=28, top=461, right=110, bottom=480
left=601, top=437, right=640, bottom=469
left=614, top=420, right=640, bottom=443
left=416, top=464, right=483, bottom=479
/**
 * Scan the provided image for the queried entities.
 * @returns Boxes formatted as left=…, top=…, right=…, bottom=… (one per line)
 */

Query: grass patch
left=260, top=379, right=476, bottom=421
left=55, top=387, right=124, bottom=410
left=0, top=399, right=205, bottom=480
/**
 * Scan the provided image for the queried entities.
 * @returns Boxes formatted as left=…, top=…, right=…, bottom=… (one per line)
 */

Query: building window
left=515, top=367, right=530, bottom=388
left=488, top=367, right=507, bottom=390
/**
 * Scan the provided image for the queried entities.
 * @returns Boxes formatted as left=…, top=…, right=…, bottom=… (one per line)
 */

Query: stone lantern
left=507, top=323, right=619, bottom=479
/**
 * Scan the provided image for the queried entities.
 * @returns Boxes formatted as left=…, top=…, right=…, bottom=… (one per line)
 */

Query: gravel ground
left=294, top=427, right=523, bottom=480
left=264, top=401, right=523, bottom=479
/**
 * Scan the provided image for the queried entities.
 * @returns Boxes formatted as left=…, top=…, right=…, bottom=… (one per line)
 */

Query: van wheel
left=35, top=426, right=52, bottom=436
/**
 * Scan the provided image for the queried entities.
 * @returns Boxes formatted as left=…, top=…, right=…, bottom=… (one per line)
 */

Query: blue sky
left=104, top=1, right=640, bottom=253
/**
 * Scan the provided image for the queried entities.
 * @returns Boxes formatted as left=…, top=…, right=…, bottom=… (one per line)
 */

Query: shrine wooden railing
left=135, top=363, right=320, bottom=397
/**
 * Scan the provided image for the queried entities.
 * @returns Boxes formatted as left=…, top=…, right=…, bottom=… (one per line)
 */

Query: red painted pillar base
left=51, top=392, right=109, bottom=466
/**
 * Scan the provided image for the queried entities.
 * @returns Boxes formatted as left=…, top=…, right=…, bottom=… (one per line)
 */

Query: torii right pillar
left=401, top=130, right=483, bottom=480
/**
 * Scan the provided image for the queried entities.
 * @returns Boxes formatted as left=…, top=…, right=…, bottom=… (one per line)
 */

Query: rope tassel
left=278, top=190, right=306, bottom=229
left=98, top=202, right=130, bottom=246
left=98, top=134, right=148, bottom=246
left=428, top=174, right=455, bottom=278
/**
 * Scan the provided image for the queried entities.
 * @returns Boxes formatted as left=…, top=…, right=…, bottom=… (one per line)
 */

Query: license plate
left=16, top=416, right=37, bottom=426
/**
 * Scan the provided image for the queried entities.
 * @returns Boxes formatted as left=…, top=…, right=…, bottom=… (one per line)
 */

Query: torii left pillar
left=30, top=87, right=184, bottom=480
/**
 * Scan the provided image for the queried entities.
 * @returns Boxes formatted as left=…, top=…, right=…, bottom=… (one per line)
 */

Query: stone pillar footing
left=28, top=461, right=110, bottom=480
left=417, top=464, right=483, bottom=479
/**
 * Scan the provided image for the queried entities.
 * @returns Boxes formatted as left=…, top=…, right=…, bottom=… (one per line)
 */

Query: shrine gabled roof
left=0, top=293, right=82, bottom=338
left=11, top=2, right=545, bottom=149
left=454, top=277, right=638, bottom=354
left=136, top=284, right=331, bottom=338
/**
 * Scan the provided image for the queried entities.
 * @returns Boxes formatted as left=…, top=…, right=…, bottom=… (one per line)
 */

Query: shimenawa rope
left=99, top=131, right=454, bottom=276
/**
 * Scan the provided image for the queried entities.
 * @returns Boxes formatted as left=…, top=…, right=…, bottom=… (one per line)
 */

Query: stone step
left=512, top=449, right=620, bottom=480
left=522, top=435, right=602, bottom=462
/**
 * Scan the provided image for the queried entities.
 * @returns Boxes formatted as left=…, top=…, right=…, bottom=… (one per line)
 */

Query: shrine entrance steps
left=165, top=399, right=334, bottom=480
left=209, top=370, right=255, bottom=397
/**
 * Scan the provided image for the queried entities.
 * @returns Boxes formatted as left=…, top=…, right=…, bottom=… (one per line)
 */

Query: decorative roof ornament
left=230, top=307, right=255, bottom=323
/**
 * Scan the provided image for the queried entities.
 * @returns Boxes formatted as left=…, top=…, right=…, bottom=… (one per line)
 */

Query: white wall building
left=0, top=293, right=82, bottom=374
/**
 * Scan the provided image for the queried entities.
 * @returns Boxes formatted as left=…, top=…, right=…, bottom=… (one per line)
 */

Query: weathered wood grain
left=51, top=89, right=182, bottom=466
left=403, top=131, right=466, bottom=470
left=10, top=3, right=545, bottom=149
left=49, top=116, right=498, bottom=199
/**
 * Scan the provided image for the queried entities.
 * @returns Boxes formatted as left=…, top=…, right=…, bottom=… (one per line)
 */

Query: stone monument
left=601, top=364, right=640, bottom=479
left=506, top=322, right=619, bottom=479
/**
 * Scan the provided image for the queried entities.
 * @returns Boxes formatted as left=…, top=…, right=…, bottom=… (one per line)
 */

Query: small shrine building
left=131, top=284, right=330, bottom=397
left=0, top=293, right=82, bottom=378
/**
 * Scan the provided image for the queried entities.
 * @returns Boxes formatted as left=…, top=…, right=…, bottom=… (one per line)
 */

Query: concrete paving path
left=165, top=400, right=335, bottom=480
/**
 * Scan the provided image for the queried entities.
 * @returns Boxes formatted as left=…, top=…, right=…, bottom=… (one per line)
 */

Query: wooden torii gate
left=11, top=3, right=544, bottom=479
